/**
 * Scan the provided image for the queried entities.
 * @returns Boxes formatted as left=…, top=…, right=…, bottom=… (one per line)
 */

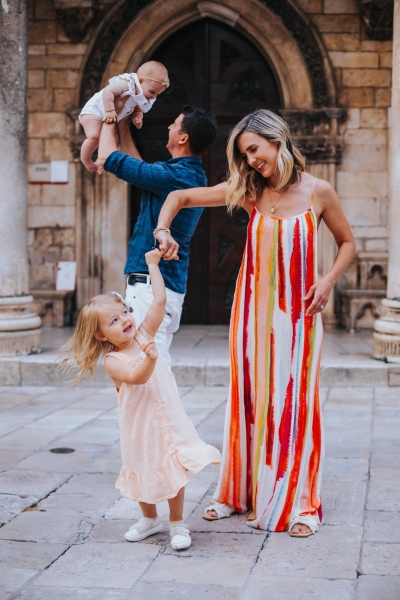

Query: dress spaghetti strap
left=311, top=177, right=317, bottom=205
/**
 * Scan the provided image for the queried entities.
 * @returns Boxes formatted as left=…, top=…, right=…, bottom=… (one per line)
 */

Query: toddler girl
left=79, top=60, right=169, bottom=173
left=61, top=249, right=220, bottom=550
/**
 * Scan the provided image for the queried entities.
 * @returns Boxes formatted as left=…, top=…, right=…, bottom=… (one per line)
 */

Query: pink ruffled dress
left=106, top=331, right=221, bottom=504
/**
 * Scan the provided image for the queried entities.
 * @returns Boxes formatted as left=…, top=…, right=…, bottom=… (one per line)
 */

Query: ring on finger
left=319, top=304, right=325, bottom=310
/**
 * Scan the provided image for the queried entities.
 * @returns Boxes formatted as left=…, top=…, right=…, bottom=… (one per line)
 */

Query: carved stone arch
left=79, top=0, right=336, bottom=110
left=74, top=0, right=340, bottom=316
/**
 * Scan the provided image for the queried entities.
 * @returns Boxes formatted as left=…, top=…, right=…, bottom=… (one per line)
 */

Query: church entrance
left=130, top=18, right=282, bottom=323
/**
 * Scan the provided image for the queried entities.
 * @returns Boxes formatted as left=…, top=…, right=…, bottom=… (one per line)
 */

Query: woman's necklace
left=268, top=187, right=283, bottom=214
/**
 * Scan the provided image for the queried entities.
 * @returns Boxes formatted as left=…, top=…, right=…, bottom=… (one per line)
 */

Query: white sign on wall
left=56, top=262, right=77, bottom=291
left=29, top=161, right=69, bottom=184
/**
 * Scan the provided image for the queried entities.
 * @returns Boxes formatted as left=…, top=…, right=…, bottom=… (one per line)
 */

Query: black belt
left=128, top=273, right=150, bottom=285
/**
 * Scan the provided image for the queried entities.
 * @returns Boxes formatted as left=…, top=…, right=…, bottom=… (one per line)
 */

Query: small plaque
left=56, top=261, right=77, bottom=291
left=51, top=160, right=69, bottom=183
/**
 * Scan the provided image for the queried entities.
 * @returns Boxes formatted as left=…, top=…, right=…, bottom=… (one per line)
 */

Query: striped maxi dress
left=213, top=194, right=324, bottom=532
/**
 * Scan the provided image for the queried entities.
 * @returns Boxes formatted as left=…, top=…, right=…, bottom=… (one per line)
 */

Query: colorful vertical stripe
left=214, top=206, right=324, bottom=531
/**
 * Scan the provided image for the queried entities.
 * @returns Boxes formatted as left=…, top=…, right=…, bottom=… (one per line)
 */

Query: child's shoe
left=124, top=516, right=162, bottom=542
left=169, top=521, right=191, bottom=550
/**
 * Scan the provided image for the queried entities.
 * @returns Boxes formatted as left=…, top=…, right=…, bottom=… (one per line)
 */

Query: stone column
left=0, top=0, right=41, bottom=355
left=374, top=1, right=400, bottom=362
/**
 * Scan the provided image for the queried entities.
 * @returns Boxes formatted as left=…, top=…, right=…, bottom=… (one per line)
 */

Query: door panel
left=131, top=19, right=281, bottom=323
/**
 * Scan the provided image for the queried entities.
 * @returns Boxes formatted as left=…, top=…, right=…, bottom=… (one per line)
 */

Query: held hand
left=145, top=248, right=162, bottom=266
left=157, top=231, right=180, bottom=261
left=141, top=339, right=158, bottom=361
left=131, top=112, right=143, bottom=129
left=104, top=110, right=117, bottom=124
left=303, top=276, right=334, bottom=316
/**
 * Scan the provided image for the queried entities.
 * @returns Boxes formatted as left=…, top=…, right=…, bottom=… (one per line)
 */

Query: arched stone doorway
left=74, top=0, right=343, bottom=325
left=132, top=18, right=281, bottom=323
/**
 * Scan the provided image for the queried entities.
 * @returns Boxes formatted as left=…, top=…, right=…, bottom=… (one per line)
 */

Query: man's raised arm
left=117, top=118, right=142, bottom=159
left=98, top=122, right=119, bottom=168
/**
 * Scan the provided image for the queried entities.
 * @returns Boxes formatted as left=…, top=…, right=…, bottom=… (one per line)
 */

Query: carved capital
left=360, top=0, right=394, bottom=41
left=69, top=135, right=85, bottom=161
left=53, top=1, right=96, bottom=43
left=278, top=109, right=346, bottom=164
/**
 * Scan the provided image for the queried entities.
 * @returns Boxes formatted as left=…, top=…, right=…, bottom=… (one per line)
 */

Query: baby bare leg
left=80, top=115, right=103, bottom=172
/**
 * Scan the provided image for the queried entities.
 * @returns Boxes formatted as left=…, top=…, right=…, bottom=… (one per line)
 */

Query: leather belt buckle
left=128, top=273, right=151, bottom=285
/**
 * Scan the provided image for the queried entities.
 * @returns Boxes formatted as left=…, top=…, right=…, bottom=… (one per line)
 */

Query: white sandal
left=203, top=500, right=235, bottom=521
left=289, top=514, right=319, bottom=538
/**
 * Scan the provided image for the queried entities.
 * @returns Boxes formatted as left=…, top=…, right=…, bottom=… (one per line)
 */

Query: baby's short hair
left=137, top=61, right=169, bottom=88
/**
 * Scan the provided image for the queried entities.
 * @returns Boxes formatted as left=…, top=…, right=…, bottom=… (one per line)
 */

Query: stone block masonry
left=26, top=0, right=392, bottom=309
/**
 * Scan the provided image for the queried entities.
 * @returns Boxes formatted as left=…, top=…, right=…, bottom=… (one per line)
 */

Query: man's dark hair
left=180, top=105, right=217, bottom=156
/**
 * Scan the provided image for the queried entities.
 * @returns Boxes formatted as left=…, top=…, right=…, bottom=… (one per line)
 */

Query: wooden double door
left=131, top=19, right=281, bottom=323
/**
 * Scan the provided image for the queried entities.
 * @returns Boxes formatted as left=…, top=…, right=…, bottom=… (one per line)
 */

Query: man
left=99, top=105, right=217, bottom=373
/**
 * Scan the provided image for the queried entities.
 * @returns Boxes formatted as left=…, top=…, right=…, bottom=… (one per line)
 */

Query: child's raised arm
left=140, top=249, right=166, bottom=338
left=102, top=79, right=130, bottom=123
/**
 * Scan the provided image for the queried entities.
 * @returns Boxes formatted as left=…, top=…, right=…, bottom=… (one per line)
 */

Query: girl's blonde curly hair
left=59, top=293, right=125, bottom=383
left=226, top=109, right=305, bottom=212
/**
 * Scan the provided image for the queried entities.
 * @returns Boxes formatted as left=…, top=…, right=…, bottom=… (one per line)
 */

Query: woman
left=154, top=110, right=355, bottom=536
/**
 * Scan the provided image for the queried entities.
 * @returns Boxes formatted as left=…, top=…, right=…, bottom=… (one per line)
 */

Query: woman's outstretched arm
left=156, top=182, right=228, bottom=260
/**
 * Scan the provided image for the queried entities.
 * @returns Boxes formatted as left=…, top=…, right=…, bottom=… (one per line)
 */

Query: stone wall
left=27, top=0, right=392, bottom=313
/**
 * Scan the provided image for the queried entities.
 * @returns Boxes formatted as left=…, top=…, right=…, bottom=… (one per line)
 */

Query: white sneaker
left=124, top=516, right=163, bottom=542
left=170, top=521, right=191, bottom=550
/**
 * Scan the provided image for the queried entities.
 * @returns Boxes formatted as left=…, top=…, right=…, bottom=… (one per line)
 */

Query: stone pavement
left=0, top=378, right=400, bottom=599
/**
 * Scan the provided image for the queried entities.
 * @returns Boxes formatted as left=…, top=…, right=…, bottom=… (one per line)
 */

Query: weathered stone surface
left=325, top=429, right=371, bottom=458
left=356, top=575, right=400, bottom=600
left=89, top=519, right=168, bottom=545
left=368, top=468, right=400, bottom=511
left=323, top=481, right=367, bottom=526
left=0, top=566, right=37, bottom=598
left=0, top=540, right=67, bottom=569
left=0, top=494, right=37, bottom=524
left=15, top=449, right=94, bottom=473
left=365, top=510, right=400, bottom=543
left=163, top=531, right=264, bottom=557
left=254, top=526, right=363, bottom=579
left=19, top=588, right=128, bottom=600
left=187, top=499, right=265, bottom=535
left=0, top=510, right=84, bottom=544
left=35, top=542, right=159, bottom=588
left=128, top=581, right=239, bottom=599
left=240, top=574, right=355, bottom=600
left=361, top=543, right=400, bottom=575
left=0, top=469, right=68, bottom=498
left=323, top=458, right=369, bottom=481
left=142, top=555, right=252, bottom=587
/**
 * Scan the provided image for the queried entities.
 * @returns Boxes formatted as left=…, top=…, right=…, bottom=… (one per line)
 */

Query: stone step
left=0, top=353, right=398, bottom=387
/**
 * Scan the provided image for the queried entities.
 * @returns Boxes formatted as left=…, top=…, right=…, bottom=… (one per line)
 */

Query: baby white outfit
left=79, top=72, right=156, bottom=124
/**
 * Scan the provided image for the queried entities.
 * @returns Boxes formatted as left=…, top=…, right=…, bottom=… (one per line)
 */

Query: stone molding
left=374, top=299, right=400, bottom=363
left=53, top=1, right=97, bottom=43
left=79, top=0, right=335, bottom=108
left=0, top=296, right=41, bottom=356
left=279, top=109, right=346, bottom=164
left=360, top=0, right=394, bottom=41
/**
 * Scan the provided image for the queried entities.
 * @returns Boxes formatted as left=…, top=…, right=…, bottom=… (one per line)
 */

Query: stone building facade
left=23, top=0, right=393, bottom=331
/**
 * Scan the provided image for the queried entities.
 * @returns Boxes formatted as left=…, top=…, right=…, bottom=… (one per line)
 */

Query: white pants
left=125, top=280, right=185, bottom=375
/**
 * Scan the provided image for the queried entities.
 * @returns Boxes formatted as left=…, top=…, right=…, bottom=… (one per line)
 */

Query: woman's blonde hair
left=59, top=293, right=125, bottom=383
left=226, top=109, right=305, bottom=212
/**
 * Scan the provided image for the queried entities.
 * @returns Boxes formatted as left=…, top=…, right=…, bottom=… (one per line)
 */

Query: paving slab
left=18, top=588, right=129, bottom=600
left=38, top=491, right=117, bottom=515
left=364, top=510, right=400, bottom=543
left=367, top=467, right=400, bottom=511
left=104, top=496, right=197, bottom=522
left=163, top=531, right=264, bottom=557
left=356, top=574, right=400, bottom=600
left=323, top=457, right=369, bottom=481
left=14, top=449, right=94, bottom=472
left=0, top=566, right=37, bottom=599
left=187, top=497, right=265, bottom=535
left=0, top=540, right=67, bottom=569
left=322, top=480, right=367, bottom=526
left=240, top=574, right=355, bottom=600
left=35, top=541, right=159, bottom=589
left=55, top=420, right=120, bottom=446
left=0, top=509, right=85, bottom=543
left=0, top=494, right=38, bottom=525
left=370, top=438, right=400, bottom=468
left=361, top=543, right=400, bottom=575
left=89, top=519, right=169, bottom=545
left=253, top=526, right=363, bottom=579
left=128, top=581, right=239, bottom=599
left=0, top=468, right=69, bottom=498
left=141, top=554, right=253, bottom=587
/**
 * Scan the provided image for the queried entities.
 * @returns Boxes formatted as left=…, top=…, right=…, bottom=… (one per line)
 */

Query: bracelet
left=152, top=226, right=171, bottom=249
left=153, top=226, right=170, bottom=236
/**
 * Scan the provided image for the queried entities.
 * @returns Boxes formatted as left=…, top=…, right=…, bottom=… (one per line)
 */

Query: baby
left=79, top=61, right=169, bottom=173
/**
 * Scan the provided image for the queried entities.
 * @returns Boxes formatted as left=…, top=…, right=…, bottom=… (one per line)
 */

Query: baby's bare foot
left=82, top=160, right=98, bottom=173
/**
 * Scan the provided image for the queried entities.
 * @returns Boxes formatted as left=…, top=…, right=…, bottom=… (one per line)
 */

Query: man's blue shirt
left=104, top=151, right=206, bottom=294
